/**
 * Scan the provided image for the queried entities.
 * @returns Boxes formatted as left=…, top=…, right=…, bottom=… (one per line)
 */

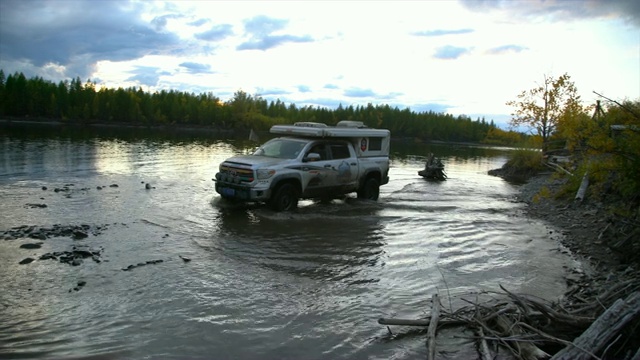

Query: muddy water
left=0, top=123, right=573, bottom=359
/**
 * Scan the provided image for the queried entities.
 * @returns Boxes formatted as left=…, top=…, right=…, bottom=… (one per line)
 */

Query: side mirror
left=304, top=153, right=321, bottom=162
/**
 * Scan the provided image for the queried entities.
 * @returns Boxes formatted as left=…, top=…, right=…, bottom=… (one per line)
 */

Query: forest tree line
left=0, top=70, right=525, bottom=145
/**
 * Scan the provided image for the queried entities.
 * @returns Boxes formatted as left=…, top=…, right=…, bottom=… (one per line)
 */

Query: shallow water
left=0, top=124, right=573, bottom=359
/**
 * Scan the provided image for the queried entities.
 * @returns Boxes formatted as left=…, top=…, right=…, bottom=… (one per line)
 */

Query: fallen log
left=426, top=294, right=440, bottom=360
left=475, top=326, right=493, bottom=360
left=377, top=317, right=465, bottom=327
left=551, top=291, right=640, bottom=360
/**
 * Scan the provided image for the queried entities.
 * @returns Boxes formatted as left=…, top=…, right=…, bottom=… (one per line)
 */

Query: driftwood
left=379, top=279, right=640, bottom=359
left=476, top=326, right=493, bottom=360
left=418, top=153, right=447, bottom=180
left=426, top=293, right=440, bottom=360
left=551, top=291, right=640, bottom=360
left=575, top=171, right=589, bottom=202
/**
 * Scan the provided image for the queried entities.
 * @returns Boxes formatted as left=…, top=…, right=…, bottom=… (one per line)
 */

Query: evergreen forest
left=0, top=70, right=525, bottom=145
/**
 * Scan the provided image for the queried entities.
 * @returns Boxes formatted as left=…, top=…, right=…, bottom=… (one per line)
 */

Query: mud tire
left=269, top=183, right=299, bottom=211
left=357, top=177, right=380, bottom=201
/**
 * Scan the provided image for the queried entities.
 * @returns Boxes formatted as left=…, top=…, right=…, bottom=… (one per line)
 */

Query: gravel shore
left=514, top=172, right=632, bottom=273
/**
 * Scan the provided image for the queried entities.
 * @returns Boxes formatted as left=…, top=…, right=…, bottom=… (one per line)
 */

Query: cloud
left=459, top=0, right=640, bottom=26
left=256, top=88, right=289, bottom=96
left=408, top=103, right=451, bottom=114
left=0, top=0, right=183, bottom=79
left=151, top=14, right=184, bottom=31
left=433, top=45, right=471, bottom=59
left=486, top=44, right=528, bottom=55
left=195, top=24, right=234, bottom=42
left=125, top=66, right=168, bottom=87
left=344, top=88, right=376, bottom=98
left=244, top=15, right=288, bottom=36
left=297, top=85, right=311, bottom=93
left=188, top=18, right=209, bottom=27
left=237, top=15, right=314, bottom=51
left=412, top=28, right=474, bottom=37
left=179, top=62, right=212, bottom=74
left=237, top=34, right=313, bottom=51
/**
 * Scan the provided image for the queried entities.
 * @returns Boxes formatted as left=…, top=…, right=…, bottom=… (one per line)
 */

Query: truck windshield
left=253, top=139, right=306, bottom=159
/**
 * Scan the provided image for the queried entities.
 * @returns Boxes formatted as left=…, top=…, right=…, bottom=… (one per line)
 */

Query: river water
left=0, top=123, right=574, bottom=359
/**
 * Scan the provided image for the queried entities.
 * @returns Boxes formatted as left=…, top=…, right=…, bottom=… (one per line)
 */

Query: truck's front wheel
left=357, top=177, right=380, bottom=201
left=269, top=183, right=299, bottom=211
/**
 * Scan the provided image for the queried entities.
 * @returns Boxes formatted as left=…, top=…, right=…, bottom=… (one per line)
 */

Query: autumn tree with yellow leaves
left=507, top=73, right=585, bottom=153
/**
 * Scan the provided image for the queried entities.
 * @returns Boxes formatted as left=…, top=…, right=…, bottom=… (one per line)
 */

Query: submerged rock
left=19, top=257, right=35, bottom=265
left=122, top=259, right=164, bottom=271
left=25, top=203, right=47, bottom=208
left=20, top=243, right=43, bottom=249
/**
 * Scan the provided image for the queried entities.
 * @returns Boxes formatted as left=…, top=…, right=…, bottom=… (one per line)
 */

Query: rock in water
left=19, top=257, right=35, bottom=265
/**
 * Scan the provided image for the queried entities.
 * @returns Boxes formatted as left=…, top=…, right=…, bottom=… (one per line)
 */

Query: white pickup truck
left=214, top=121, right=391, bottom=211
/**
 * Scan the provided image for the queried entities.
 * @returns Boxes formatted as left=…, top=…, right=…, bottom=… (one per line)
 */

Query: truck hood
left=221, top=155, right=292, bottom=168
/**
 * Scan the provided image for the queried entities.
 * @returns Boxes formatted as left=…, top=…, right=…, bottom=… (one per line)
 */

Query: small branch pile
left=379, top=277, right=640, bottom=359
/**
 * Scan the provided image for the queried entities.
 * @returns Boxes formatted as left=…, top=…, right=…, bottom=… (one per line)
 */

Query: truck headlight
left=257, top=169, right=275, bottom=179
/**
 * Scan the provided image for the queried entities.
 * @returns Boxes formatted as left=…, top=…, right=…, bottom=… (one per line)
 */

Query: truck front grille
left=218, top=165, right=254, bottom=183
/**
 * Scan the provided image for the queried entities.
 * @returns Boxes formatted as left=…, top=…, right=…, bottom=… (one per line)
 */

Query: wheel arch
left=270, top=175, right=302, bottom=196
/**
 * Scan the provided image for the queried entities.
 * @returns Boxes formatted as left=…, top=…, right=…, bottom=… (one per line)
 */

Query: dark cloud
left=433, top=46, right=470, bottom=59
left=237, top=15, right=314, bottom=51
left=486, top=44, right=528, bottom=54
left=412, top=29, right=474, bottom=37
left=179, top=62, right=212, bottom=74
left=0, top=0, right=183, bottom=80
left=459, top=0, right=640, bottom=26
left=195, top=24, right=234, bottom=41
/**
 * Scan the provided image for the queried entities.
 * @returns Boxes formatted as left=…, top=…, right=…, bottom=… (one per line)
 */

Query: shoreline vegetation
left=0, top=70, right=530, bottom=146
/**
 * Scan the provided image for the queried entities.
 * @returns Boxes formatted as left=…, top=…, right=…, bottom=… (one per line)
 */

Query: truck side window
left=368, top=137, right=383, bottom=151
left=329, top=144, right=351, bottom=159
left=308, top=144, right=327, bottom=160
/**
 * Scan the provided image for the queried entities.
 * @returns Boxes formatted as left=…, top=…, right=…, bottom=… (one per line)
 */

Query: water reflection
left=210, top=201, right=386, bottom=284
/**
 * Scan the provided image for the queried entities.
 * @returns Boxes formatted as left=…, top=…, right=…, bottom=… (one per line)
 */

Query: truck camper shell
left=270, top=121, right=390, bottom=157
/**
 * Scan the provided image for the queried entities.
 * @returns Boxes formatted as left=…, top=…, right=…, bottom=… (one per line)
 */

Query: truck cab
left=214, top=121, right=390, bottom=211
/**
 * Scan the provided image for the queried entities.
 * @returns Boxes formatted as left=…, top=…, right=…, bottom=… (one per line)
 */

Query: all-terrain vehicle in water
left=214, top=121, right=391, bottom=211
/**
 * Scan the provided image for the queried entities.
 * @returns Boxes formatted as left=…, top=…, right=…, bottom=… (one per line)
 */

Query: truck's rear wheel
left=357, top=177, right=380, bottom=201
left=269, top=183, right=299, bottom=211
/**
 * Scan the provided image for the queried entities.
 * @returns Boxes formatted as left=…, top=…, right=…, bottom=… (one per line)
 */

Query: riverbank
left=515, top=172, right=637, bottom=272
left=486, top=170, right=640, bottom=357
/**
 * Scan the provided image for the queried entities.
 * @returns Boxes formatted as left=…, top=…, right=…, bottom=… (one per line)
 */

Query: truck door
left=326, top=142, right=358, bottom=188
left=303, top=141, right=358, bottom=196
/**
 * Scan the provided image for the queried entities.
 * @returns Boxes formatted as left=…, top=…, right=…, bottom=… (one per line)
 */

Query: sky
left=0, top=0, right=639, bottom=128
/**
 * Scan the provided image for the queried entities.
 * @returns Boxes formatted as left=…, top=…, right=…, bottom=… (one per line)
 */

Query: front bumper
left=214, top=179, right=271, bottom=202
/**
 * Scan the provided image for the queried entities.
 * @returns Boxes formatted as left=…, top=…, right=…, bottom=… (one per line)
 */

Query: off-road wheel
left=357, top=177, right=380, bottom=201
left=269, top=183, right=299, bottom=211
